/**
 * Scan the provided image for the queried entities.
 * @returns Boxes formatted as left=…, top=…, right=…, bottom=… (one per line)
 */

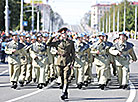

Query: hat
left=118, top=32, right=126, bottom=36
left=12, top=32, right=18, bottom=36
left=31, top=35, right=37, bottom=39
left=20, top=33, right=26, bottom=36
left=37, top=33, right=42, bottom=37
left=43, top=33, right=49, bottom=37
left=97, top=32, right=106, bottom=37
left=26, top=34, right=31, bottom=38
left=58, top=27, right=68, bottom=33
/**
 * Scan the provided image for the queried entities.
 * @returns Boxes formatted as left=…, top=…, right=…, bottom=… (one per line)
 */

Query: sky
left=24, top=0, right=137, bottom=25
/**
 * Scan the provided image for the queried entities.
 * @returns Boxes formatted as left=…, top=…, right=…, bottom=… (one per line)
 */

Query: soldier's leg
left=10, top=64, right=21, bottom=89
left=25, top=63, right=32, bottom=84
left=19, top=64, right=27, bottom=86
left=117, top=66, right=123, bottom=87
left=8, top=63, right=14, bottom=82
left=122, top=65, right=129, bottom=89
left=77, top=67, right=83, bottom=89
left=32, top=66, right=37, bottom=83
left=83, top=62, right=90, bottom=86
left=56, top=65, right=62, bottom=85
left=61, top=64, right=71, bottom=100
left=49, top=63, right=55, bottom=81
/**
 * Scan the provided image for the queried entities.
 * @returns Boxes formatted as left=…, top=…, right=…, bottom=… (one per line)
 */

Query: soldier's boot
left=11, top=81, right=18, bottom=89
left=61, top=84, right=68, bottom=100
left=77, top=82, right=83, bottom=89
left=122, top=84, right=128, bottom=89
left=37, top=83, right=44, bottom=89
left=19, top=81, right=24, bottom=87
left=44, top=81, right=49, bottom=87
left=100, top=84, right=106, bottom=90
left=84, top=81, right=88, bottom=87
left=59, top=84, right=63, bottom=89
left=25, top=80, right=32, bottom=85
left=33, top=78, right=37, bottom=83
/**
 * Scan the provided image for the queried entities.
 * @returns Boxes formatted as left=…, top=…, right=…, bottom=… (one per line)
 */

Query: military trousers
left=58, top=64, right=71, bottom=85
left=117, top=65, right=129, bottom=86
left=9, top=63, right=20, bottom=83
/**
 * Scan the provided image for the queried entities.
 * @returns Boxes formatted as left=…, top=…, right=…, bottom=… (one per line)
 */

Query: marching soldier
left=5, top=32, right=28, bottom=89
left=24, top=34, right=32, bottom=84
left=29, top=34, right=47, bottom=89
left=109, top=32, right=137, bottom=89
left=90, top=32, right=110, bottom=90
left=18, top=33, right=28, bottom=86
left=47, top=27, right=75, bottom=100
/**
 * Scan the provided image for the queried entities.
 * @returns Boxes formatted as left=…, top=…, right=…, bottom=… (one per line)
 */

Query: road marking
left=0, top=70, right=8, bottom=76
left=5, top=80, right=56, bottom=102
left=126, top=81, right=136, bottom=102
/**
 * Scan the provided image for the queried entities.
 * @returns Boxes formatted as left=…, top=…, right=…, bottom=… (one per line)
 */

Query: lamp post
left=5, top=0, right=9, bottom=36
left=135, top=5, right=137, bottom=39
left=32, top=0, right=34, bottom=32
left=124, top=0, right=126, bottom=32
left=20, top=0, right=24, bottom=32
left=117, top=3, right=120, bottom=33
left=113, top=5, right=115, bottom=33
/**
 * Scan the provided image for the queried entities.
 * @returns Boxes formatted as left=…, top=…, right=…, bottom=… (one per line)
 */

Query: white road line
left=0, top=70, right=8, bottom=76
left=5, top=80, right=56, bottom=102
left=126, top=81, right=136, bottom=102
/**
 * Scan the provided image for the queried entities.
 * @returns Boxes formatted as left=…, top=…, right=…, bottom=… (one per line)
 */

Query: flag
left=31, top=0, right=43, bottom=4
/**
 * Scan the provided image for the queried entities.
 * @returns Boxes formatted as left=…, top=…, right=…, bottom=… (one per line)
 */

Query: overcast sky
left=24, top=0, right=137, bottom=25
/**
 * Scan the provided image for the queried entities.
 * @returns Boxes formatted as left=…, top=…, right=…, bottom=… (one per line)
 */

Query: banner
left=31, top=0, right=43, bottom=4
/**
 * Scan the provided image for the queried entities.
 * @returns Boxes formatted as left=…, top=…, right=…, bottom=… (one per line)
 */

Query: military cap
left=43, top=33, right=49, bottom=37
left=118, top=32, right=126, bottom=36
left=20, top=33, right=26, bottom=36
left=12, top=32, right=18, bottom=36
left=31, top=35, right=37, bottom=39
left=26, top=34, right=31, bottom=38
left=97, top=32, right=106, bottom=37
left=58, top=27, right=68, bottom=33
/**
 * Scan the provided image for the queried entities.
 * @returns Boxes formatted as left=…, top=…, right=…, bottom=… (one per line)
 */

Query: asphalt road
left=0, top=38, right=138, bottom=102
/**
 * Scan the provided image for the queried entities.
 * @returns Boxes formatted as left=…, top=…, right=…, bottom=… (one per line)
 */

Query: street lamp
left=5, top=0, right=9, bottom=36
left=117, top=3, right=120, bottom=33
left=20, top=0, right=24, bottom=32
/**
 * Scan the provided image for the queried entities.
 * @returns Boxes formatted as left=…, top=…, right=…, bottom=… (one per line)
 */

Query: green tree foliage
left=0, top=0, right=41, bottom=32
left=100, top=0, right=137, bottom=32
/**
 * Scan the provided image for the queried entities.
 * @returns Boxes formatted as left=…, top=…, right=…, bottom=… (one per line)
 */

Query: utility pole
left=5, top=0, right=9, bottom=36
left=32, top=0, right=34, bottom=32
left=106, top=14, right=108, bottom=33
left=109, top=10, right=111, bottom=33
left=117, top=4, right=120, bottom=33
left=124, top=0, right=126, bottom=32
left=102, top=17, right=104, bottom=32
left=37, top=6, right=40, bottom=32
left=135, top=5, right=137, bottom=39
left=20, top=0, right=24, bottom=32
left=113, top=5, right=115, bottom=33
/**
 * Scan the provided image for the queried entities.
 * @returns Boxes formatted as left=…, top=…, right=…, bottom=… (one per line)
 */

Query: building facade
left=91, top=3, right=111, bottom=31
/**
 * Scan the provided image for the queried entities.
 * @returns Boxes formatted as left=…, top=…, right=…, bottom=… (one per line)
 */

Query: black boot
left=100, top=84, right=106, bottom=90
left=61, top=92, right=68, bottom=100
left=11, top=82, right=17, bottom=89
left=19, top=81, right=24, bottom=87
left=37, top=83, right=44, bottom=89
left=123, top=84, right=128, bottom=89
left=84, top=81, right=88, bottom=87
left=77, top=83, right=83, bottom=89
left=26, top=80, right=32, bottom=85
left=59, top=84, right=63, bottom=89
left=61, top=84, right=69, bottom=100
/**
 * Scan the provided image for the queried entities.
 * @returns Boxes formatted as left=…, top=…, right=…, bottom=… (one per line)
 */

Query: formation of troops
left=4, top=27, right=137, bottom=100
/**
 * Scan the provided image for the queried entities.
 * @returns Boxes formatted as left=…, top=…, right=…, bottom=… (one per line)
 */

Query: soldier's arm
left=46, top=37, right=58, bottom=47
left=109, top=46, right=120, bottom=56
left=129, top=48, right=137, bottom=61
left=29, top=48, right=37, bottom=60
left=5, top=43, right=15, bottom=54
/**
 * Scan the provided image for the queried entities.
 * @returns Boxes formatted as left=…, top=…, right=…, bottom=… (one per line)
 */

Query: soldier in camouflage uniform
left=5, top=32, right=28, bottom=89
left=90, top=33, right=110, bottom=90
left=109, top=32, right=137, bottom=89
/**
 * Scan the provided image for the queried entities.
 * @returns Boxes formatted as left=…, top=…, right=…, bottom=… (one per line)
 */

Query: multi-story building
left=91, top=3, right=111, bottom=31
